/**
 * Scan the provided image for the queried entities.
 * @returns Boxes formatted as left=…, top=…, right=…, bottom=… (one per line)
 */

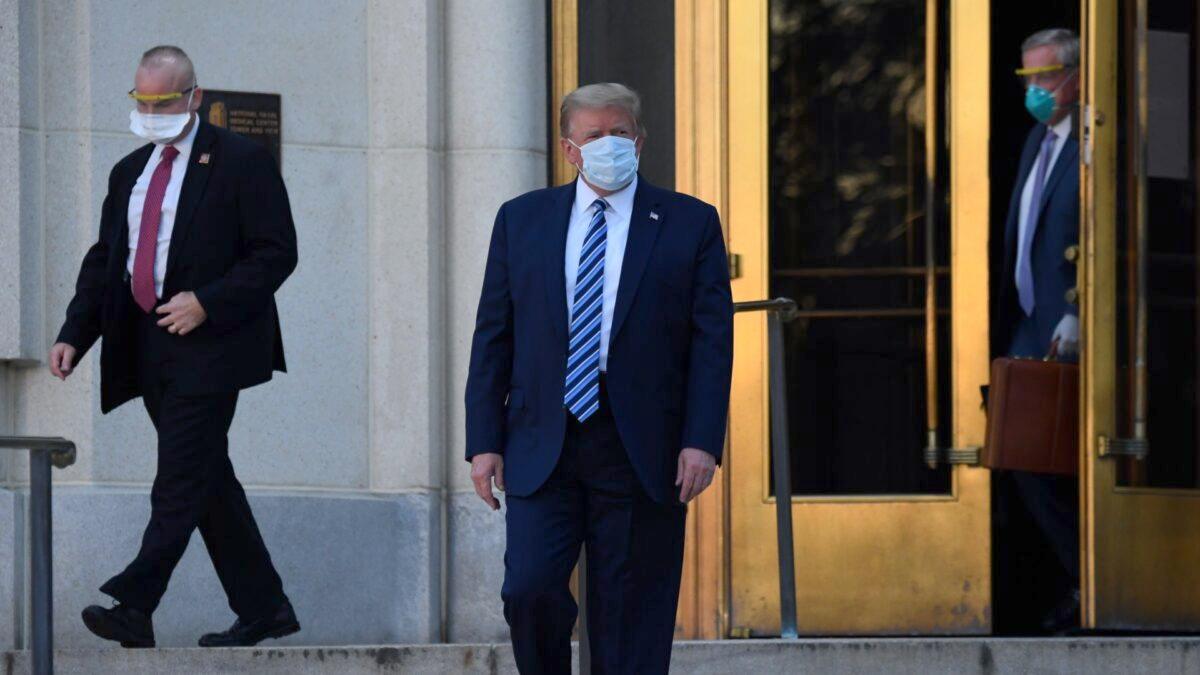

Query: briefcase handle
left=1044, top=338, right=1061, bottom=362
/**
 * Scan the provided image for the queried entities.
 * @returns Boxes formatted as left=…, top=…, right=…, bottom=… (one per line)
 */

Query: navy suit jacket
left=464, top=176, right=734, bottom=504
left=996, top=119, right=1080, bottom=357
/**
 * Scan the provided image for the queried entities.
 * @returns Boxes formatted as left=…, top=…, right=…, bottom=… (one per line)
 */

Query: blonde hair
left=559, top=82, right=645, bottom=138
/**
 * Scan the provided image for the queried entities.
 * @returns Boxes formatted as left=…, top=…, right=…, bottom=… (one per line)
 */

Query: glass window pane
left=1117, top=0, right=1200, bottom=489
left=769, top=0, right=951, bottom=496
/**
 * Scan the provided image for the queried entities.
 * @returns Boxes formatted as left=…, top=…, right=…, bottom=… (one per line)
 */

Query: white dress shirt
left=565, top=175, right=637, bottom=372
left=126, top=115, right=199, bottom=299
left=1015, top=115, right=1073, bottom=290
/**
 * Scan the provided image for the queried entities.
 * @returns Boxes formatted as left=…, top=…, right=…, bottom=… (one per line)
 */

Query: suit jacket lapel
left=1035, top=134, right=1077, bottom=223
left=113, top=145, right=154, bottom=269
left=609, top=178, right=664, bottom=344
left=165, top=121, right=217, bottom=281
left=543, top=183, right=576, bottom=343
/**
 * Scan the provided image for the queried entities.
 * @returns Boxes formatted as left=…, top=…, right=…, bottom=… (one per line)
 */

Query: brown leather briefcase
left=983, top=356, right=1079, bottom=476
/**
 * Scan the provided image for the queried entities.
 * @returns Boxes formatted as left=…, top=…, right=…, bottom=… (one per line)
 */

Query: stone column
left=9, top=0, right=99, bottom=484
left=365, top=0, right=448, bottom=643
left=444, top=0, right=548, bottom=642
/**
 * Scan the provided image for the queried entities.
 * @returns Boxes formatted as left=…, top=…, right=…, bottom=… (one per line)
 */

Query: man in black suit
left=49, top=46, right=300, bottom=648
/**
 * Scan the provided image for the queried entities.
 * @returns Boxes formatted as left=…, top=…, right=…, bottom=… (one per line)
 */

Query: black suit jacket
left=57, top=121, right=298, bottom=413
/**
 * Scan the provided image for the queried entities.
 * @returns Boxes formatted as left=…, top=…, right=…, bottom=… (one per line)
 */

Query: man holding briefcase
left=991, top=28, right=1082, bottom=633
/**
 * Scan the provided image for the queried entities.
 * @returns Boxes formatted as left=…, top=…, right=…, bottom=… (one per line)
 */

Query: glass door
left=726, top=0, right=993, bottom=635
left=1081, top=0, right=1200, bottom=629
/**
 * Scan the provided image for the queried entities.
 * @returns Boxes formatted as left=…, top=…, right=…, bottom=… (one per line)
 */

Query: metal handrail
left=734, top=297, right=799, bottom=639
left=1, top=436, right=77, bottom=675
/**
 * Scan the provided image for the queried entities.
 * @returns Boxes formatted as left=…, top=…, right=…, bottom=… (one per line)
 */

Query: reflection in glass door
left=1114, top=0, right=1200, bottom=490
left=768, top=0, right=952, bottom=496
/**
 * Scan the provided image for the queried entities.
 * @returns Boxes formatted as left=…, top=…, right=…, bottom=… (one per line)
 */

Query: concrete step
left=4, top=637, right=1200, bottom=674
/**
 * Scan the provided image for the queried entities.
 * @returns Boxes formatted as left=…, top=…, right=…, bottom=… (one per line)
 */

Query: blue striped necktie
left=564, top=198, right=608, bottom=422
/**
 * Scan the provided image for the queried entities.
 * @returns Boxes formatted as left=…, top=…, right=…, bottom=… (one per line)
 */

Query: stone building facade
left=0, top=0, right=548, bottom=648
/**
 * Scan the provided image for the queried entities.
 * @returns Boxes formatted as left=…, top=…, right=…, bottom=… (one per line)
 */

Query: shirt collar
left=1048, top=114, right=1072, bottom=141
left=574, top=173, right=638, bottom=220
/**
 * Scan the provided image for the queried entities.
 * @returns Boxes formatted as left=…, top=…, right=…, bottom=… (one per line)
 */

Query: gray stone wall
left=0, top=0, right=546, bottom=648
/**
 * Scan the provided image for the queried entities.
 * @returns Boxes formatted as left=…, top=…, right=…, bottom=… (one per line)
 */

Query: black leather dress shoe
left=198, top=599, right=300, bottom=647
left=81, top=603, right=155, bottom=648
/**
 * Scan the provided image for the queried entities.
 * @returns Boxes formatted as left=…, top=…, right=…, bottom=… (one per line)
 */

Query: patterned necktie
left=564, top=198, right=608, bottom=422
left=1016, top=130, right=1058, bottom=317
left=132, top=145, right=180, bottom=313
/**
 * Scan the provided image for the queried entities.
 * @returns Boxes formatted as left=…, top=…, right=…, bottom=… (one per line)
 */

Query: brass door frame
left=723, top=0, right=992, bottom=635
left=550, top=0, right=578, bottom=187
left=675, top=0, right=732, bottom=640
left=1081, top=0, right=1200, bottom=630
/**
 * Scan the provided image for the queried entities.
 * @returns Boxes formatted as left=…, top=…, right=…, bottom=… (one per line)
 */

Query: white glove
left=1051, top=314, right=1080, bottom=358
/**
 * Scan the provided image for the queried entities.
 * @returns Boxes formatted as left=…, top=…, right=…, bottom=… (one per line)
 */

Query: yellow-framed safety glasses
left=1015, top=63, right=1074, bottom=87
left=1014, top=64, right=1066, bottom=77
left=127, top=85, right=196, bottom=103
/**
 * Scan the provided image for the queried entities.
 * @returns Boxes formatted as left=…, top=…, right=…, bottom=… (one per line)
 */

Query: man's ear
left=191, top=87, right=204, bottom=113
left=560, top=137, right=580, bottom=166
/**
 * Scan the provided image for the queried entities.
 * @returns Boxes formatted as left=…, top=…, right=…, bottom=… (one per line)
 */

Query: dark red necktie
left=132, top=145, right=180, bottom=313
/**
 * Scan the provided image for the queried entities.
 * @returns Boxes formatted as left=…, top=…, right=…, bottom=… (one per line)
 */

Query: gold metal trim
left=923, top=0, right=941, bottom=469
left=1097, top=435, right=1148, bottom=459
left=675, top=0, right=730, bottom=640
left=550, top=0, right=578, bottom=187
left=728, top=253, right=743, bottom=280
left=1080, top=0, right=1112, bottom=626
left=774, top=266, right=950, bottom=278
left=786, top=309, right=950, bottom=319
left=769, top=494, right=961, bottom=505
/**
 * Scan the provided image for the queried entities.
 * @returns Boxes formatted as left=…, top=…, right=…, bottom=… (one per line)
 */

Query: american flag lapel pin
left=198, top=153, right=211, bottom=165
left=650, top=211, right=660, bottom=221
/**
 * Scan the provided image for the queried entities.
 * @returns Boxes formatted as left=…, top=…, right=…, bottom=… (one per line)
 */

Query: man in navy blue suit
left=996, top=28, right=1081, bottom=632
left=464, top=82, right=733, bottom=673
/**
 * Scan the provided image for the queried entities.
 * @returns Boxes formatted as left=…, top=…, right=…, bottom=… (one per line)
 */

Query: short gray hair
left=139, top=45, right=196, bottom=89
left=559, top=82, right=645, bottom=138
left=1022, top=28, right=1079, bottom=68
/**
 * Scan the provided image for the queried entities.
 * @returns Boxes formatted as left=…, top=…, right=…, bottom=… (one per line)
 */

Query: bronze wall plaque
left=200, top=90, right=282, bottom=166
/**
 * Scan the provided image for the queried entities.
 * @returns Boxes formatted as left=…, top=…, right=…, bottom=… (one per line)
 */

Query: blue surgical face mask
left=569, top=135, right=640, bottom=191
left=1024, top=71, right=1074, bottom=124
